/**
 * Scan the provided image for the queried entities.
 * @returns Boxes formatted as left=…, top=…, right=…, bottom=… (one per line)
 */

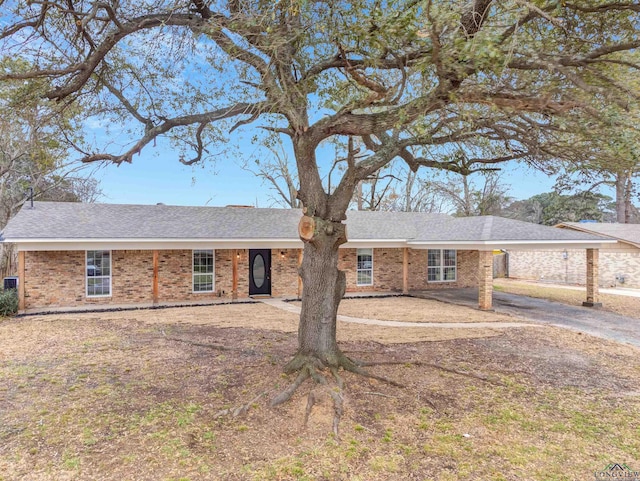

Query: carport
left=405, top=216, right=616, bottom=310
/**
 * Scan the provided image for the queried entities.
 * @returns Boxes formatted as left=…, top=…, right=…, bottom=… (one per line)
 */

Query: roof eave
left=406, top=239, right=617, bottom=250
left=6, top=237, right=617, bottom=252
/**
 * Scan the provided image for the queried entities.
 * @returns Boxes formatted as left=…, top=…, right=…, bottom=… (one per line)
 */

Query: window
left=427, top=249, right=457, bottom=282
left=193, top=250, right=214, bottom=292
left=86, top=250, right=111, bottom=297
left=356, top=248, right=373, bottom=286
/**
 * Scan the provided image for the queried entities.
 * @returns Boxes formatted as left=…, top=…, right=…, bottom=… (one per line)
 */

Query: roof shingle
left=1, top=201, right=607, bottom=244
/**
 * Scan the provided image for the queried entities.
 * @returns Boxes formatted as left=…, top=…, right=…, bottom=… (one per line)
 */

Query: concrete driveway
left=415, top=288, right=640, bottom=348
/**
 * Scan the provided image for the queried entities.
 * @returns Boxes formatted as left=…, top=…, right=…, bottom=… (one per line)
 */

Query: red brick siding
left=408, top=249, right=478, bottom=291
left=23, top=247, right=479, bottom=309
left=24, top=251, right=86, bottom=308
left=508, top=247, right=640, bottom=288
left=271, top=249, right=301, bottom=297
left=339, top=248, right=404, bottom=292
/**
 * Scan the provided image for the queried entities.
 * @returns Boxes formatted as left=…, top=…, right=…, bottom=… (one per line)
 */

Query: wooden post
left=232, top=249, right=238, bottom=300
left=18, top=251, right=25, bottom=312
left=402, top=247, right=409, bottom=294
left=583, top=248, right=602, bottom=307
left=152, top=250, right=159, bottom=304
left=478, top=250, right=493, bottom=310
left=297, top=249, right=303, bottom=298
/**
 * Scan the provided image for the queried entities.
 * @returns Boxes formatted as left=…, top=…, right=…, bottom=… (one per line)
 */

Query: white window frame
left=356, top=248, right=374, bottom=286
left=86, top=250, right=112, bottom=298
left=427, top=249, right=457, bottom=283
left=192, top=249, right=215, bottom=293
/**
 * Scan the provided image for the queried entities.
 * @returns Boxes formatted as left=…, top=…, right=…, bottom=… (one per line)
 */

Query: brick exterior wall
left=407, top=250, right=479, bottom=291
left=22, top=247, right=480, bottom=309
left=508, top=245, right=640, bottom=288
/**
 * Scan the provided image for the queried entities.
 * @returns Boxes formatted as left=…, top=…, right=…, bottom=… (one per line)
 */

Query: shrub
left=0, top=289, right=18, bottom=317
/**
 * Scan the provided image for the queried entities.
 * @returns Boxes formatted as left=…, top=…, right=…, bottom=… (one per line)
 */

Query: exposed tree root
left=303, top=391, right=316, bottom=427
left=214, top=391, right=269, bottom=418
left=357, top=359, right=504, bottom=386
left=362, top=391, right=396, bottom=399
left=271, top=369, right=310, bottom=406
left=308, top=365, right=343, bottom=439
left=271, top=350, right=406, bottom=439
left=163, top=335, right=261, bottom=356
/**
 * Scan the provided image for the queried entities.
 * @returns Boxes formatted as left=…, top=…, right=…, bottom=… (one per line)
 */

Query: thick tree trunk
left=625, top=174, right=633, bottom=224
left=615, top=173, right=626, bottom=223
left=285, top=216, right=348, bottom=372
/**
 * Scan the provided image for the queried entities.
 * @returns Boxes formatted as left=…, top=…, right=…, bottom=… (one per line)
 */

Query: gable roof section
left=558, top=222, right=640, bottom=248
left=1, top=201, right=612, bottom=251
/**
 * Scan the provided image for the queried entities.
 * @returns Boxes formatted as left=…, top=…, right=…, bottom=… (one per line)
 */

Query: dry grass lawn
left=1, top=298, right=639, bottom=481
left=336, top=296, right=526, bottom=323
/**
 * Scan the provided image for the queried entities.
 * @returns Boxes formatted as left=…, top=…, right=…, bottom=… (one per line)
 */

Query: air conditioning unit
left=3, top=276, right=18, bottom=290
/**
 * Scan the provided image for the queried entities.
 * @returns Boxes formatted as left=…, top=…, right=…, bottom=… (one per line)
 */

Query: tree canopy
left=505, top=191, right=617, bottom=225
left=2, top=1, right=639, bottom=214
left=2, top=0, right=640, bottom=423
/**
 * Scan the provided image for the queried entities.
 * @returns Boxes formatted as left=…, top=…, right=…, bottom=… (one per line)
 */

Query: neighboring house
left=509, top=222, right=640, bottom=288
left=0, top=202, right=613, bottom=313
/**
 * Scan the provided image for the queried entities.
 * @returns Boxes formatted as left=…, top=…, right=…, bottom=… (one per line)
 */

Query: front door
left=249, top=249, right=272, bottom=296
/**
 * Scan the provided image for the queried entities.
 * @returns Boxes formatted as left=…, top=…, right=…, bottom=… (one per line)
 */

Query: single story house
left=508, top=222, right=640, bottom=288
left=0, top=202, right=614, bottom=313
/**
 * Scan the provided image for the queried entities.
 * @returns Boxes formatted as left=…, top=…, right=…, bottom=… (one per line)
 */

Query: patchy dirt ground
left=1, top=299, right=639, bottom=481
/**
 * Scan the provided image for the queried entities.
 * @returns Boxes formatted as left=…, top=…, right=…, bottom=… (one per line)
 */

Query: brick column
left=478, top=250, right=493, bottom=310
left=583, top=248, right=602, bottom=308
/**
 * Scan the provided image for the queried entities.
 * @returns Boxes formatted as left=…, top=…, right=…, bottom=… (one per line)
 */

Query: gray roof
left=559, top=222, right=640, bottom=247
left=1, top=201, right=608, bottom=244
left=420, top=216, right=606, bottom=242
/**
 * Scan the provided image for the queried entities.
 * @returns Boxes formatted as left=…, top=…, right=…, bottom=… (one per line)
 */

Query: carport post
left=232, top=249, right=238, bottom=300
left=18, top=251, right=25, bottom=311
left=402, top=247, right=409, bottom=294
left=583, top=248, right=602, bottom=308
left=478, top=250, right=493, bottom=310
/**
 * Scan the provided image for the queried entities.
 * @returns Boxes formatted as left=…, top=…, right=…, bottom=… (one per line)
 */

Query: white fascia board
left=342, top=240, right=408, bottom=248
left=406, top=239, right=618, bottom=250
left=11, top=238, right=305, bottom=251
left=9, top=237, right=617, bottom=252
left=9, top=237, right=411, bottom=251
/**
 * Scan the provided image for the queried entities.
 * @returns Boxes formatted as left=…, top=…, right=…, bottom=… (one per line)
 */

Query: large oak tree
left=2, top=0, right=639, bottom=416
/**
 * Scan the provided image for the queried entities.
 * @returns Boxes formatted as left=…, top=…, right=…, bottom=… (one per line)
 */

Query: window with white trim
left=86, top=250, right=111, bottom=297
left=356, top=248, right=373, bottom=286
left=193, top=250, right=214, bottom=292
left=427, top=249, right=457, bottom=282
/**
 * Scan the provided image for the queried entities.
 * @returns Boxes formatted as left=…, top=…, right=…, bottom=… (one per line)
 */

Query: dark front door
left=249, top=249, right=272, bottom=296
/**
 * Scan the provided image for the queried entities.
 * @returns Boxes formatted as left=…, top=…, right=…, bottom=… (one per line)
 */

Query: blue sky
left=94, top=141, right=559, bottom=208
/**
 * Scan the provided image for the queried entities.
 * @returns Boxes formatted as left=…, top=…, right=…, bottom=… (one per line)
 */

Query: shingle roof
left=558, top=222, right=640, bottom=248
left=415, top=216, right=604, bottom=242
left=1, top=201, right=607, bottom=244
